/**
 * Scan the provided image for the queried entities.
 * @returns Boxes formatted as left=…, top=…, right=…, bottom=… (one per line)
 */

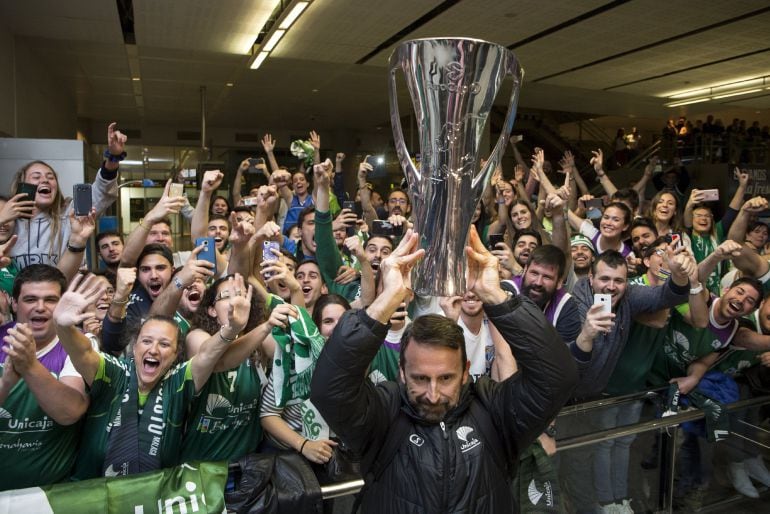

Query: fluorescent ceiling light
left=712, top=88, right=763, bottom=100
left=263, top=29, right=286, bottom=52
left=669, top=88, right=710, bottom=99
left=250, top=51, right=269, bottom=70
left=279, top=2, right=309, bottom=29
left=666, top=98, right=711, bottom=108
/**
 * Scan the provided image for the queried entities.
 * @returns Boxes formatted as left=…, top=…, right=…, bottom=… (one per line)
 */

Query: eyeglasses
left=389, top=198, right=408, bottom=205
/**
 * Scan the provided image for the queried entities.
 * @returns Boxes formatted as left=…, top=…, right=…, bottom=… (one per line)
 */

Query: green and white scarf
left=269, top=296, right=324, bottom=408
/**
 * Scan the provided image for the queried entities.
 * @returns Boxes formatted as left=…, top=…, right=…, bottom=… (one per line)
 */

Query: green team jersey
left=649, top=301, right=736, bottom=386
left=0, top=263, right=17, bottom=295
left=715, top=311, right=762, bottom=377
left=72, top=353, right=195, bottom=480
left=180, top=360, right=263, bottom=462
left=368, top=331, right=403, bottom=384
left=0, top=363, right=80, bottom=490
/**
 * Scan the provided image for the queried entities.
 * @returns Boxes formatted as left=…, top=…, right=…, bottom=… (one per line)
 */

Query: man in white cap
left=571, top=234, right=595, bottom=283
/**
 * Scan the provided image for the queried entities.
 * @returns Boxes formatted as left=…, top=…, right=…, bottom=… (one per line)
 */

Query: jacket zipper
left=440, top=421, right=450, bottom=512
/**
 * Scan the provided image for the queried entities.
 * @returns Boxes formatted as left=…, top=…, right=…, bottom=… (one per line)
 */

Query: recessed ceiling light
left=132, top=77, right=140, bottom=81
left=312, top=88, right=318, bottom=93
left=226, top=82, right=234, bottom=87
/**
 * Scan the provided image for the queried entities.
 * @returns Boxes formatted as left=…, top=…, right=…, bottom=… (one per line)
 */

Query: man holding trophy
left=311, top=38, right=578, bottom=513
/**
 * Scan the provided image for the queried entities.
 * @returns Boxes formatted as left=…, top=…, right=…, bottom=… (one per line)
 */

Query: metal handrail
left=319, top=393, right=770, bottom=500
left=557, top=393, right=770, bottom=451
left=557, top=386, right=668, bottom=416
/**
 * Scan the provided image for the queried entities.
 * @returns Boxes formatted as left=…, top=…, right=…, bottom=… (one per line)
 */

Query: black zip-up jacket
left=310, top=293, right=578, bottom=513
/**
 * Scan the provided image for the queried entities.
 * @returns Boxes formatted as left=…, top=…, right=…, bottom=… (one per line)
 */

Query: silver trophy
left=388, top=38, right=523, bottom=296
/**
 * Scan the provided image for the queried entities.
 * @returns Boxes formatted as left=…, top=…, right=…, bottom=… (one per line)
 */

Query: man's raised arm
left=310, top=231, right=425, bottom=452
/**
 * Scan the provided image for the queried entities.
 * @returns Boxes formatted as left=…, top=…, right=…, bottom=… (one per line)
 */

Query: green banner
left=0, top=461, right=227, bottom=514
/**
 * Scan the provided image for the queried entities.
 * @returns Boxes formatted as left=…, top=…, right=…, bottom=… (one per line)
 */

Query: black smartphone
left=247, top=157, right=265, bottom=174
left=17, top=182, right=37, bottom=200
left=194, top=237, right=217, bottom=275
left=73, top=184, right=92, bottom=216
left=342, top=201, right=358, bottom=237
left=488, top=233, right=504, bottom=250
left=371, top=220, right=403, bottom=237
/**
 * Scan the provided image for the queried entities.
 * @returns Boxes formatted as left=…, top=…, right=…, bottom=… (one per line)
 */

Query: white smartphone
left=594, top=293, right=612, bottom=314
left=700, top=189, right=719, bottom=202
left=242, top=196, right=258, bottom=207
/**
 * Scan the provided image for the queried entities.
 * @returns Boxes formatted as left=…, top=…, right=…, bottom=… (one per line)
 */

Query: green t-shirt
left=604, top=274, right=689, bottom=396
left=180, top=360, right=263, bottom=462
left=72, top=353, right=195, bottom=480
left=0, top=359, right=80, bottom=490
left=0, top=262, right=18, bottom=295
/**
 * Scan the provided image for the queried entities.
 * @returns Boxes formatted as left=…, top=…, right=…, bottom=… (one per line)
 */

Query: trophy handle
left=388, top=49, right=420, bottom=185
left=473, top=55, right=523, bottom=192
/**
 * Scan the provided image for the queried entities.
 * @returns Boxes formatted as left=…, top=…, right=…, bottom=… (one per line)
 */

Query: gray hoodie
left=11, top=169, right=117, bottom=269
left=570, top=276, right=688, bottom=398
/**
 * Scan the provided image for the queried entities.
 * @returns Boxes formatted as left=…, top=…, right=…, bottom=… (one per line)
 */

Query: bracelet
left=111, top=297, right=129, bottom=305
left=138, top=220, right=150, bottom=230
left=689, top=283, right=704, bottom=295
left=103, top=150, right=127, bottom=163
left=219, top=326, right=237, bottom=343
left=299, top=439, right=309, bottom=454
left=67, top=243, right=86, bottom=253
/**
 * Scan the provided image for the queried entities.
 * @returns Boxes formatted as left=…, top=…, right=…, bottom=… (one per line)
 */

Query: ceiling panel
left=0, top=0, right=123, bottom=43
left=4, top=0, right=770, bottom=130
left=134, top=0, right=276, bottom=55
left=364, top=0, right=609, bottom=66
left=273, top=0, right=444, bottom=63
left=520, top=0, right=769, bottom=82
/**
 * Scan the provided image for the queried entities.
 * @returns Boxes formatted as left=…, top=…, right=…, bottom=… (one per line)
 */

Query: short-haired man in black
left=311, top=228, right=577, bottom=513
left=96, top=231, right=124, bottom=273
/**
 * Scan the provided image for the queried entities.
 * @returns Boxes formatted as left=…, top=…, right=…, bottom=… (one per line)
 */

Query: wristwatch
left=544, top=424, right=557, bottom=438
left=174, top=276, right=185, bottom=290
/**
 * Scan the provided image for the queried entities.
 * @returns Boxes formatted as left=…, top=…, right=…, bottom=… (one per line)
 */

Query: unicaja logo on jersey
left=528, top=479, right=554, bottom=506
left=455, top=426, right=480, bottom=453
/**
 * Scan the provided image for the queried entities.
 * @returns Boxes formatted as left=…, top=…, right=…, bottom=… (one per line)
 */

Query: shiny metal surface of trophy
left=388, top=38, right=523, bottom=296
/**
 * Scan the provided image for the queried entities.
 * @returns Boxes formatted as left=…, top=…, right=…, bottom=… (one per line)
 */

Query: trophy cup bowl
left=388, top=38, right=523, bottom=296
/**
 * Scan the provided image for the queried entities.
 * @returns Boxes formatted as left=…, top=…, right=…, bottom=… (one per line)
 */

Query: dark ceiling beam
left=533, top=5, right=770, bottom=83
left=508, top=0, right=631, bottom=50
left=355, top=0, right=463, bottom=64
left=604, top=46, right=770, bottom=91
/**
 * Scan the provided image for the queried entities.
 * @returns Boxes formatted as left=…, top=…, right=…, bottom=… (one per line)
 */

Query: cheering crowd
left=1, top=121, right=770, bottom=513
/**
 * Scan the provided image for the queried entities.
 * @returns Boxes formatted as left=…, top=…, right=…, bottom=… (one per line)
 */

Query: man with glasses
left=386, top=190, right=410, bottom=218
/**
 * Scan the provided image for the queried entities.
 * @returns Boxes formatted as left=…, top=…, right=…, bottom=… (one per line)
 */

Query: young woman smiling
left=54, top=273, right=258, bottom=479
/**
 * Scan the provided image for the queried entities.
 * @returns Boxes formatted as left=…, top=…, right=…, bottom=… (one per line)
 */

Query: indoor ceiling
left=2, top=0, right=770, bottom=132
